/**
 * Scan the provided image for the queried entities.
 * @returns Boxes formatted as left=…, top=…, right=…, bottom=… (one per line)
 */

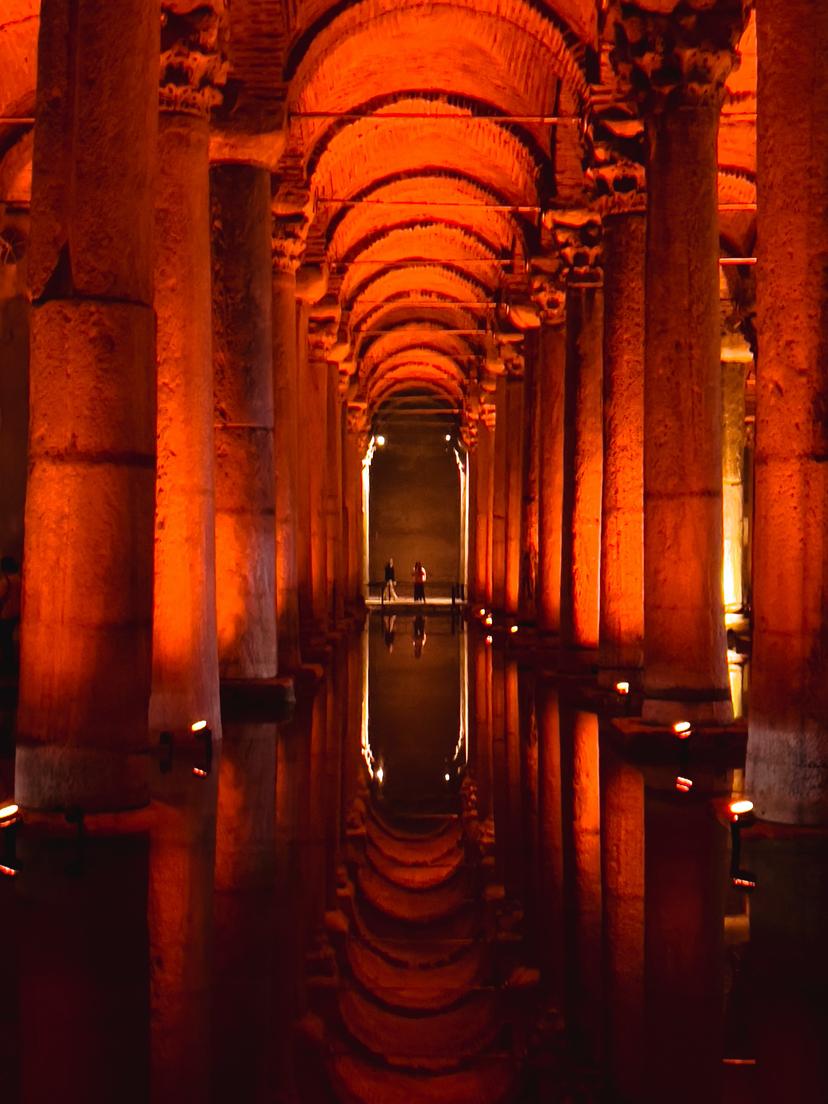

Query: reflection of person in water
left=412, top=614, right=427, bottom=659
left=383, top=613, right=397, bottom=652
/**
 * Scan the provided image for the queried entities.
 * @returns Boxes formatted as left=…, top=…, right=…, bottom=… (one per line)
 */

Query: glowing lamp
left=485, top=635, right=493, bottom=646
left=191, top=720, right=208, bottom=732
left=192, top=767, right=208, bottom=778
left=0, top=803, right=18, bottom=825
left=0, top=864, right=16, bottom=878
left=675, top=775, right=693, bottom=792
left=484, top=615, right=493, bottom=626
left=615, top=681, right=630, bottom=696
left=444, top=434, right=451, bottom=442
left=732, top=874, right=756, bottom=891
left=729, top=799, right=754, bottom=818
left=376, top=434, right=386, bottom=447
left=444, top=772, right=450, bottom=782
left=478, top=608, right=486, bottom=618
left=509, top=624, right=519, bottom=634
left=672, top=721, right=692, bottom=738
left=376, top=766, right=384, bottom=784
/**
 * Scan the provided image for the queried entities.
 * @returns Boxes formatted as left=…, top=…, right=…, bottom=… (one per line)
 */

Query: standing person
left=0, top=556, right=21, bottom=672
left=412, top=560, right=427, bottom=603
left=382, top=557, right=398, bottom=602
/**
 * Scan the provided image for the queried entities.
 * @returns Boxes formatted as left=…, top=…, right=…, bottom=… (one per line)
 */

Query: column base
left=219, top=676, right=296, bottom=720
left=597, top=664, right=643, bottom=691
left=15, top=743, right=149, bottom=813
left=642, top=691, right=733, bottom=725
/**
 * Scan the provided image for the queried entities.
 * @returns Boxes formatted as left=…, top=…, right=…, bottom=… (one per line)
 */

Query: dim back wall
left=369, top=425, right=461, bottom=595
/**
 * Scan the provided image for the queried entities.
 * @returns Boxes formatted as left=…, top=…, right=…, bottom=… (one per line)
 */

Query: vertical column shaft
left=491, top=377, right=508, bottom=611
left=504, top=372, right=525, bottom=615
left=211, top=163, right=276, bottom=679
left=326, top=363, right=344, bottom=624
left=519, top=334, right=539, bottom=620
left=599, top=210, right=645, bottom=682
left=721, top=356, right=746, bottom=614
left=17, top=0, right=159, bottom=810
left=306, top=342, right=329, bottom=633
left=536, top=319, right=567, bottom=633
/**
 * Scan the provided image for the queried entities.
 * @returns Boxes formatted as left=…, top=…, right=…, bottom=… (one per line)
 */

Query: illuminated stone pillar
left=748, top=0, right=828, bottom=825
left=600, top=742, right=645, bottom=1101
left=326, top=362, right=345, bottom=625
left=610, top=2, right=747, bottom=722
left=17, top=0, right=159, bottom=811
left=556, top=213, right=604, bottom=660
left=519, top=333, right=539, bottom=621
left=150, top=5, right=225, bottom=744
left=270, top=208, right=309, bottom=672
left=721, top=352, right=747, bottom=615
left=504, top=659, right=524, bottom=899
left=504, top=363, right=525, bottom=616
left=344, top=419, right=364, bottom=609
left=475, top=407, right=496, bottom=606
left=0, top=208, right=29, bottom=565
left=491, top=376, right=508, bottom=611
left=532, top=277, right=567, bottom=635
left=211, top=163, right=276, bottom=679
left=305, top=317, right=335, bottom=636
left=596, top=172, right=646, bottom=685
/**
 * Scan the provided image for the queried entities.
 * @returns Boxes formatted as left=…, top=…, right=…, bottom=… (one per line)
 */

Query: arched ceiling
left=0, top=1, right=759, bottom=434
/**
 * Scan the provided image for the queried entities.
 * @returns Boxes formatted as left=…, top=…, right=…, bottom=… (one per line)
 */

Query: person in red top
left=412, top=561, right=427, bottom=603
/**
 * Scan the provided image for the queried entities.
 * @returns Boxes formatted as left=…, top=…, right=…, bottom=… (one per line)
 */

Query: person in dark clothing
left=382, top=557, right=398, bottom=602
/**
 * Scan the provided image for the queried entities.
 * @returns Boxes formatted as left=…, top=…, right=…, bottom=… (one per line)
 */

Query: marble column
left=474, top=410, right=495, bottom=606
left=504, top=365, right=525, bottom=616
left=532, top=279, right=567, bottom=635
left=597, top=175, right=646, bottom=685
left=610, top=1, right=748, bottom=722
left=519, top=333, right=539, bottom=621
left=326, top=362, right=345, bottom=625
left=305, top=318, right=335, bottom=635
left=17, top=0, right=159, bottom=811
left=721, top=352, right=747, bottom=615
left=556, top=213, right=604, bottom=661
left=211, top=163, right=276, bottom=679
left=150, top=4, right=225, bottom=745
left=0, top=208, right=29, bottom=565
left=748, top=0, right=828, bottom=826
left=491, top=376, right=508, bottom=611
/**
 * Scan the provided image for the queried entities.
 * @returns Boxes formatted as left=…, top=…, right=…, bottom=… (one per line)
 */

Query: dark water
left=0, top=615, right=824, bottom=1102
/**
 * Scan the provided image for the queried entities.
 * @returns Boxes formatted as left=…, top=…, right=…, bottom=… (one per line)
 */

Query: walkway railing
left=367, top=580, right=466, bottom=606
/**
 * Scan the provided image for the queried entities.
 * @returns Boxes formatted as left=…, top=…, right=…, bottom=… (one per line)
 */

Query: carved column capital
left=588, top=146, right=647, bottom=216
left=160, top=2, right=228, bottom=117
left=606, top=1, right=752, bottom=113
left=529, top=263, right=567, bottom=326
left=271, top=215, right=308, bottom=274
left=307, top=318, right=338, bottom=361
left=544, top=210, right=603, bottom=287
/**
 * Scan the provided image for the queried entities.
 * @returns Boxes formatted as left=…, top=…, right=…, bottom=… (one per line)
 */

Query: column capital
left=588, top=147, right=647, bottom=217
left=307, top=317, right=338, bottom=361
left=271, top=185, right=313, bottom=275
left=160, top=2, right=228, bottom=117
left=543, top=209, right=603, bottom=287
left=529, top=262, right=567, bottom=326
left=606, top=0, right=752, bottom=113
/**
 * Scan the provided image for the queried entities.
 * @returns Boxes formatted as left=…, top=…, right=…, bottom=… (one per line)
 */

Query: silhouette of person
left=0, top=555, right=21, bottom=672
left=412, top=560, right=427, bottom=603
left=382, top=557, right=398, bottom=602
left=383, top=613, right=397, bottom=652
left=412, top=614, right=427, bottom=659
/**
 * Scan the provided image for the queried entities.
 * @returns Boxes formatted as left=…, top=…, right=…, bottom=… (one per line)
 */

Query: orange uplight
left=729, top=799, right=754, bottom=818
left=0, top=864, right=17, bottom=878
left=444, top=772, right=450, bottom=782
left=478, top=608, right=486, bottom=617
left=615, top=681, right=630, bottom=695
left=191, top=720, right=208, bottom=732
left=484, top=615, right=493, bottom=626
left=509, top=624, right=519, bottom=634
left=732, top=875, right=756, bottom=890
left=192, top=767, right=208, bottom=778
left=0, top=803, right=18, bottom=824
left=485, top=635, right=493, bottom=645
left=672, top=721, right=692, bottom=738
left=376, top=765, right=384, bottom=784
left=675, top=775, right=693, bottom=792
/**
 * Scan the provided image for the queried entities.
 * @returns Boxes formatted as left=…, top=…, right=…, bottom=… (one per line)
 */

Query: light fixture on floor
left=675, top=775, right=693, bottom=793
left=375, top=434, right=386, bottom=447
left=0, top=801, right=19, bottom=877
left=728, top=798, right=756, bottom=891
left=509, top=624, right=519, bottom=634
left=191, top=720, right=213, bottom=778
left=615, top=680, right=630, bottom=695
left=673, top=720, right=692, bottom=738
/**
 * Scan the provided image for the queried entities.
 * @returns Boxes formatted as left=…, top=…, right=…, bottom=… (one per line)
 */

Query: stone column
left=471, top=421, right=492, bottom=604
left=504, top=363, right=525, bottom=616
left=270, top=209, right=308, bottom=672
left=555, top=213, right=604, bottom=661
left=16, top=0, right=159, bottom=811
left=721, top=351, right=748, bottom=614
left=211, top=163, right=276, bottom=679
left=0, top=209, right=29, bottom=565
left=305, top=318, right=335, bottom=636
left=596, top=164, right=646, bottom=685
left=749, top=0, right=828, bottom=822
left=326, top=362, right=345, bottom=625
left=519, top=332, right=539, bottom=621
left=490, top=375, right=508, bottom=611
left=532, top=274, right=567, bottom=635
left=343, top=418, right=364, bottom=610
left=610, top=1, right=748, bottom=722
left=150, top=3, right=226, bottom=743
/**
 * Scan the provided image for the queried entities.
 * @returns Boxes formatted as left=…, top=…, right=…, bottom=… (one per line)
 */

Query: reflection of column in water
left=343, top=632, right=366, bottom=824
left=471, top=635, right=493, bottom=820
left=150, top=748, right=219, bottom=1104
left=324, top=651, right=345, bottom=909
left=744, top=835, right=828, bottom=1103
left=518, top=665, right=539, bottom=956
left=504, top=659, right=525, bottom=901
left=490, top=651, right=508, bottom=887
left=212, top=722, right=278, bottom=1100
left=600, top=739, right=645, bottom=1101
left=560, top=703, right=602, bottom=1059
left=537, top=681, right=565, bottom=1008
left=305, top=683, right=328, bottom=930
left=17, top=824, right=150, bottom=1104
left=643, top=769, right=728, bottom=1104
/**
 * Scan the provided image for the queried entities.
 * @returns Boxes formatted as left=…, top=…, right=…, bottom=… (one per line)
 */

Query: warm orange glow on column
left=721, top=356, right=747, bottom=614
left=151, top=107, right=222, bottom=741
left=536, top=318, right=566, bottom=634
left=212, top=164, right=277, bottom=680
left=504, top=371, right=525, bottom=616
left=472, top=424, right=493, bottom=603
left=490, top=377, right=508, bottom=611
left=306, top=324, right=331, bottom=634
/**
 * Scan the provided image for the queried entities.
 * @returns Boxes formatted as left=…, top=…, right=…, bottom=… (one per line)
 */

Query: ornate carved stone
left=307, top=317, right=338, bottom=361
left=544, top=210, right=603, bottom=286
left=271, top=213, right=309, bottom=274
left=607, top=1, right=753, bottom=113
left=587, top=143, right=646, bottom=217
left=529, top=266, right=567, bottom=325
left=160, top=2, right=228, bottom=116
